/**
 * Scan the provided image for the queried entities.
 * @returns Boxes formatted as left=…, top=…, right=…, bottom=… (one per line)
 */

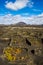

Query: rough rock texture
left=0, top=26, right=43, bottom=65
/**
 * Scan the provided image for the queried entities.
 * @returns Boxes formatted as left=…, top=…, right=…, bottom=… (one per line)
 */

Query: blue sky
left=0, top=0, right=43, bottom=25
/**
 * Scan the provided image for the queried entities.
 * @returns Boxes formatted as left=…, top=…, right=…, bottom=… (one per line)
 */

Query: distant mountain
left=15, top=22, right=27, bottom=26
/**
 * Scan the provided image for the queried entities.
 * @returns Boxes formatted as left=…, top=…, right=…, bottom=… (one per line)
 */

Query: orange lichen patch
left=15, top=48, right=21, bottom=54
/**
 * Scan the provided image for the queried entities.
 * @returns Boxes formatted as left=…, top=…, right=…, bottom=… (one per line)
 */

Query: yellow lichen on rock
left=3, top=47, right=22, bottom=62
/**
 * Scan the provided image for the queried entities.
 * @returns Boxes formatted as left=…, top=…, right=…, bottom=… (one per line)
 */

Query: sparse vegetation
left=0, top=25, right=43, bottom=65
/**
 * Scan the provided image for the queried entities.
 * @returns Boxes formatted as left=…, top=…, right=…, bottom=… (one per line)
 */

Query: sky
left=0, top=0, right=43, bottom=25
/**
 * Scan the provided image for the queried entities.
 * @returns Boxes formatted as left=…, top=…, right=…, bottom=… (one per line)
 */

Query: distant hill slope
left=15, top=22, right=27, bottom=26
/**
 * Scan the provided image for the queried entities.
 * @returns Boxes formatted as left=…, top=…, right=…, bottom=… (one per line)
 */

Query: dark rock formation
left=26, top=38, right=31, bottom=46
left=31, top=50, right=35, bottom=55
left=41, top=38, right=43, bottom=44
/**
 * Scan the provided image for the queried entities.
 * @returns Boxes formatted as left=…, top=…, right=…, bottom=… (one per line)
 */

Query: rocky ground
left=0, top=26, right=43, bottom=65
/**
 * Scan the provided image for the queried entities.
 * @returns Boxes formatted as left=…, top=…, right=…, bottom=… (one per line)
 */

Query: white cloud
left=5, top=0, right=33, bottom=10
left=37, top=13, right=43, bottom=17
left=0, top=13, right=43, bottom=25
